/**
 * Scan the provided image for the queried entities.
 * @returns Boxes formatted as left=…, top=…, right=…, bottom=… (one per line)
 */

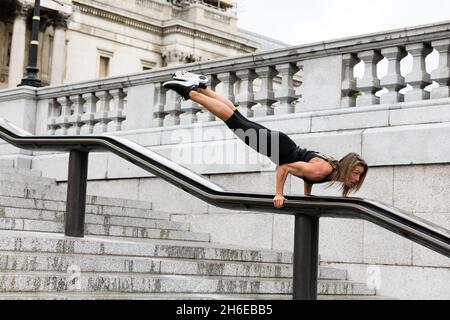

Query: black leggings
left=224, top=110, right=297, bottom=165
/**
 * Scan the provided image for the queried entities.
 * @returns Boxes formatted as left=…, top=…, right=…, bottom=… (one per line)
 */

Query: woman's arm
left=304, top=183, right=313, bottom=196
left=275, top=164, right=290, bottom=195
left=274, top=165, right=290, bottom=208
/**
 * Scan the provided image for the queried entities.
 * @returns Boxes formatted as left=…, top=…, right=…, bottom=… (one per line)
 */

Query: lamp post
left=19, top=0, right=42, bottom=87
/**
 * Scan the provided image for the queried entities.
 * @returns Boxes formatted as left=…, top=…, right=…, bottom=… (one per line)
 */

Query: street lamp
left=19, top=0, right=42, bottom=87
left=19, top=0, right=64, bottom=87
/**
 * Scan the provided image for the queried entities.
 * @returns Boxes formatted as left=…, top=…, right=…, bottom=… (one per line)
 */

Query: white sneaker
left=172, top=71, right=208, bottom=88
left=163, top=80, right=199, bottom=100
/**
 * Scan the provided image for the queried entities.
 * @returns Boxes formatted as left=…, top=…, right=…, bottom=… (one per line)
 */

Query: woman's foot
left=163, top=80, right=199, bottom=100
left=172, top=71, right=208, bottom=89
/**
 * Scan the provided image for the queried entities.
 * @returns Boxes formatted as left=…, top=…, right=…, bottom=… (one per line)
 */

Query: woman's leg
left=198, top=88, right=237, bottom=112
left=189, top=91, right=234, bottom=121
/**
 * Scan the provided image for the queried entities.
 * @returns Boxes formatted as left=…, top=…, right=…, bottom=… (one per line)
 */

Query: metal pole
left=20, top=0, right=42, bottom=87
left=292, top=214, right=320, bottom=300
left=65, top=150, right=89, bottom=237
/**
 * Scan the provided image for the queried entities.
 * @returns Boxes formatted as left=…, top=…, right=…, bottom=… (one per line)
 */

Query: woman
left=163, top=71, right=368, bottom=208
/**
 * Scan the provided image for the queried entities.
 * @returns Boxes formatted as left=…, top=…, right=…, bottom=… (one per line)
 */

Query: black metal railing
left=0, top=117, right=449, bottom=300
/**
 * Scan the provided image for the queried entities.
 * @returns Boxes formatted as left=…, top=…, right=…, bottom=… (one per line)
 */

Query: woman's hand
left=273, top=194, right=286, bottom=208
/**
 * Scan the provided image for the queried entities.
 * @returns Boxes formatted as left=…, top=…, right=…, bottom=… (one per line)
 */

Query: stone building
left=0, top=0, right=282, bottom=89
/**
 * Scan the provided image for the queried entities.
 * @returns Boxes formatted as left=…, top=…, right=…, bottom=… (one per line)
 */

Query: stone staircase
left=0, top=165, right=391, bottom=299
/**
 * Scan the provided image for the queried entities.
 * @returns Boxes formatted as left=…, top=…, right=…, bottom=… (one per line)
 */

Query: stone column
left=380, top=47, right=407, bottom=104
left=404, top=43, right=433, bottom=102
left=356, top=50, right=383, bottom=106
left=8, top=5, right=29, bottom=88
left=50, top=14, right=69, bottom=85
left=430, top=39, right=450, bottom=99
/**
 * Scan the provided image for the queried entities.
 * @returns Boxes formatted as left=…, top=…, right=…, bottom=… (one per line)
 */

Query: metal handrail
left=0, top=117, right=449, bottom=299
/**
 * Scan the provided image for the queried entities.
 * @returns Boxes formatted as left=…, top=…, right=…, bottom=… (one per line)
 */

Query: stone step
left=0, top=218, right=209, bottom=242
left=0, top=231, right=293, bottom=264
left=0, top=181, right=155, bottom=212
left=0, top=208, right=186, bottom=230
left=318, top=294, right=396, bottom=300
left=0, top=182, right=61, bottom=197
left=318, top=267, right=347, bottom=280
left=0, top=272, right=375, bottom=295
left=0, top=188, right=154, bottom=213
left=0, top=251, right=348, bottom=280
left=0, top=251, right=292, bottom=278
left=0, top=172, right=56, bottom=186
left=0, top=292, right=292, bottom=300
left=0, top=195, right=166, bottom=220
left=0, top=166, right=43, bottom=177
left=0, top=293, right=393, bottom=300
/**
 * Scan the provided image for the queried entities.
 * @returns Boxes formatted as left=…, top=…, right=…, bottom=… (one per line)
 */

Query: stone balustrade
left=1, top=21, right=450, bottom=136
left=46, top=88, right=127, bottom=135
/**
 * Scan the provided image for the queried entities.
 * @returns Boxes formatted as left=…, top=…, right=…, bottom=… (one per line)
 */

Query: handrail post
left=293, top=214, right=320, bottom=300
left=65, top=150, right=89, bottom=237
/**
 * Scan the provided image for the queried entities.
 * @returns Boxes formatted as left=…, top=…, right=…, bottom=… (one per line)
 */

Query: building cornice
left=162, top=24, right=256, bottom=53
left=73, top=2, right=163, bottom=35
left=72, top=1, right=257, bottom=53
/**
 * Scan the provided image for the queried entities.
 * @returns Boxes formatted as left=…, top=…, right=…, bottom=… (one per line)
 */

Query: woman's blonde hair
left=329, top=153, right=368, bottom=197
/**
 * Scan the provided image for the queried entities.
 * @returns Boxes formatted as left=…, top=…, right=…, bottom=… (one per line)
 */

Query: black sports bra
left=299, top=150, right=336, bottom=185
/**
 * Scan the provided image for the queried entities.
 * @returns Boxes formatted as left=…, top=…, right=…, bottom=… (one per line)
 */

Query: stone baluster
left=217, top=72, right=238, bottom=105
left=153, top=84, right=168, bottom=127
left=179, top=70, right=209, bottom=125
left=341, top=53, right=360, bottom=107
left=180, top=99, right=202, bottom=125
left=253, top=66, right=278, bottom=117
left=80, top=92, right=99, bottom=135
left=356, top=50, right=383, bottom=106
left=235, top=69, right=257, bottom=117
left=93, top=91, right=113, bottom=133
left=197, top=75, right=219, bottom=122
left=430, top=39, right=450, bottom=99
left=47, top=98, right=61, bottom=135
left=294, top=62, right=304, bottom=113
left=214, top=71, right=238, bottom=121
left=380, top=47, right=407, bottom=104
left=56, top=96, right=73, bottom=135
left=107, top=88, right=127, bottom=132
left=67, top=94, right=86, bottom=135
left=163, top=90, right=181, bottom=126
left=274, top=63, right=299, bottom=115
left=404, top=43, right=433, bottom=102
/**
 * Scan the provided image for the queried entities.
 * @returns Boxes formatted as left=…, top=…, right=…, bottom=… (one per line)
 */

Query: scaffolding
left=169, top=0, right=236, bottom=10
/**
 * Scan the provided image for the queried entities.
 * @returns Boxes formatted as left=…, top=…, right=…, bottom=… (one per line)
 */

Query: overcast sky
left=236, top=0, right=450, bottom=46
